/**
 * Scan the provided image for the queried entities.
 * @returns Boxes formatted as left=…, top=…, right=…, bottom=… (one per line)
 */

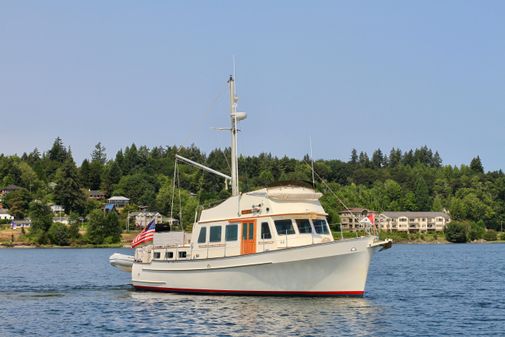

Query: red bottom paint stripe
left=133, top=285, right=364, bottom=297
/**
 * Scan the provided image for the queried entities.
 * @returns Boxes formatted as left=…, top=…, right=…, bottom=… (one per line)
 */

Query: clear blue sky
left=1, top=1, right=504, bottom=170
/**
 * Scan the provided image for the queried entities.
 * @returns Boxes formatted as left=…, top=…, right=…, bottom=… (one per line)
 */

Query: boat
left=110, top=75, right=392, bottom=296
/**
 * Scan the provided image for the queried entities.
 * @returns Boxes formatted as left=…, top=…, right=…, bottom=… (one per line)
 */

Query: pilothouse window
left=295, top=219, right=312, bottom=234
left=226, top=224, right=238, bottom=241
left=198, top=227, right=207, bottom=243
left=261, top=222, right=272, bottom=239
left=313, top=219, right=330, bottom=234
left=274, top=219, right=295, bottom=235
left=210, top=226, right=222, bottom=242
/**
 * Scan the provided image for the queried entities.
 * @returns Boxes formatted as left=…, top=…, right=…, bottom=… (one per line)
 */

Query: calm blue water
left=0, top=244, right=504, bottom=336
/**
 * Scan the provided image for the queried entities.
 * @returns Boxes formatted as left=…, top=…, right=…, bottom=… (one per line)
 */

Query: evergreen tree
left=80, top=159, right=91, bottom=188
left=4, top=188, right=32, bottom=219
left=432, top=151, right=442, bottom=167
left=389, top=148, right=402, bottom=167
left=371, top=149, right=384, bottom=168
left=91, top=142, right=107, bottom=165
left=432, top=195, right=444, bottom=211
left=28, top=200, right=53, bottom=244
left=48, top=137, right=68, bottom=163
left=54, top=159, right=86, bottom=214
left=350, top=149, right=358, bottom=164
left=102, top=161, right=122, bottom=196
left=470, top=156, right=484, bottom=173
left=414, top=177, right=431, bottom=211
left=358, top=152, right=370, bottom=167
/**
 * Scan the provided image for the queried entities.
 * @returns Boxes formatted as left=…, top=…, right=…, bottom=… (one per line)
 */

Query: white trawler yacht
left=110, top=76, right=392, bottom=296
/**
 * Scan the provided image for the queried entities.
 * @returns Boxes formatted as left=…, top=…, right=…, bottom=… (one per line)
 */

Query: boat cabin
left=135, top=185, right=334, bottom=263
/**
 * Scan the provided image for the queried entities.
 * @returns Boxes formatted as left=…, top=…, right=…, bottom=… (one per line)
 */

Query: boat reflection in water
left=128, top=291, right=383, bottom=336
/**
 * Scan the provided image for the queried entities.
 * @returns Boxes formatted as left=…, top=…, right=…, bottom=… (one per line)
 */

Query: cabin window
left=261, top=222, right=272, bottom=239
left=179, top=251, right=187, bottom=258
left=226, top=224, right=238, bottom=241
left=313, top=219, right=330, bottom=234
left=274, top=219, right=295, bottom=235
left=198, top=227, right=207, bottom=243
left=295, top=219, right=312, bottom=234
left=210, top=226, right=222, bottom=243
left=165, top=251, right=174, bottom=259
left=153, top=252, right=161, bottom=259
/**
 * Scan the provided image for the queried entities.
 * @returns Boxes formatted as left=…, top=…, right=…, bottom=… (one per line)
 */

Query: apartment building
left=340, top=208, right=376, bottom=231
left=377, top=211, right=450, bottom=232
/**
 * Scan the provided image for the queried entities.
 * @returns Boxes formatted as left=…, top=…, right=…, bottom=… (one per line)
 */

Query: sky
left=1, top=1, right=505, bottom=170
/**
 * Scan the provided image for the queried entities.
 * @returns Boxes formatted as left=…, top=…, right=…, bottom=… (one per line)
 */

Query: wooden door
left=240, top=221, right=256, bottom=255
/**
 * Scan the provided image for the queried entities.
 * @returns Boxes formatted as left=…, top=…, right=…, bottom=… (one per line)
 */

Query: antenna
left=232, top=55, right=236, bottom=86
left=310, top=136, right=315, bottom=188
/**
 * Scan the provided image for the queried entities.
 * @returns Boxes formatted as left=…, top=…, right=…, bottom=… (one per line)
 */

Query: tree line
left=1, top=137, right=504, bottom=245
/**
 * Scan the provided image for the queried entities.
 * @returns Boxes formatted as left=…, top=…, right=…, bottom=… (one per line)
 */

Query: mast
left=228, top=75, right=246, bottom=196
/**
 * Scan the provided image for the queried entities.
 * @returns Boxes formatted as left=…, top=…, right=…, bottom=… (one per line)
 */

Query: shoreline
left=2, top=240, right=504, bottom=248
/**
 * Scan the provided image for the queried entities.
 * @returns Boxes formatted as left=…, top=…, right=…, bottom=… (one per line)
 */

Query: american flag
left=131, top=219, right=156, bottom=248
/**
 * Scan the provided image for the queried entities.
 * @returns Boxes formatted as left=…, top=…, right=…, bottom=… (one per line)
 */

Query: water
left=0, top=244, right=504, bottom=336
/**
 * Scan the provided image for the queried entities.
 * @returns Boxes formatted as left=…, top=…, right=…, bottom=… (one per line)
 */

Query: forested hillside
left=1, top=137, right=504, bottom=230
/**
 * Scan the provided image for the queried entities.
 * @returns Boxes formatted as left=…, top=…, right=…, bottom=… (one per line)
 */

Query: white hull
left=129, top=236, right=383, bottom=296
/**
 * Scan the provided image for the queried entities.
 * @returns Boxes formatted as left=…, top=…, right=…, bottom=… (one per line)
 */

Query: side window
left=261, top=222, right=272, bottom=239
left=313, top=219, right=330, bottom=234
left=295, top=219, right=312, bottom=234
left=209, top=226, right=222, bottom=243
left=226, top=224, right=238, bottom=241
left=198, top=227, right=207, bottom=243
left=274, top=219, right=295, bottom=235
left=165, top=251, right=174, bottom=259
left=153, top=252, right=161, bottom=259
left=179, top=251, right=187, bottom=258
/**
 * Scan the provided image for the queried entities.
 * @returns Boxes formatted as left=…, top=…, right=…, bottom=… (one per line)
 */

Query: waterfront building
left=50, top=205, right=65, bottom=214
left=0, top=184, right=21, bottom=196
left=107, top=196, right=130, bottom=208
left=0, top=208, right=14, bottom=221
left=11, top=219, right=31, bottom=229
left=377, top=211, right=450, bottom=232
left=132, top=212, right=163, bottom=228
left=89, top=190, right=106, bottom=200
left=339, top=208, right=376, bottom=231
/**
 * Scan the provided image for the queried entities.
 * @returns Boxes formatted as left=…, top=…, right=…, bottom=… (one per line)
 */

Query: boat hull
left=131, top=236, right=379, bottom=296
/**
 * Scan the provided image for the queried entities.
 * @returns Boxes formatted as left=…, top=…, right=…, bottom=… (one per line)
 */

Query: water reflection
left=128, top=291, right=384, bottom=336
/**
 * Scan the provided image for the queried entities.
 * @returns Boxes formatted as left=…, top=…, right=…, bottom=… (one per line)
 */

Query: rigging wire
left=304, top=160, right=376, bottom=238
left=170, top=160, right=177, bottom=224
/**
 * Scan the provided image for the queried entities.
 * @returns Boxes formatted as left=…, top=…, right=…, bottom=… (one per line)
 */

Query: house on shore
left=89, top=190, right=106, bottom=200
left=0, top=208, right=14, bottom=221
left=107, top=196, right=130, bottom=208
left=129, top=212, right=164, bottom=228
left=11, top=219, right=31, bottom=229
left=0, top=184, right=21, bottom=196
